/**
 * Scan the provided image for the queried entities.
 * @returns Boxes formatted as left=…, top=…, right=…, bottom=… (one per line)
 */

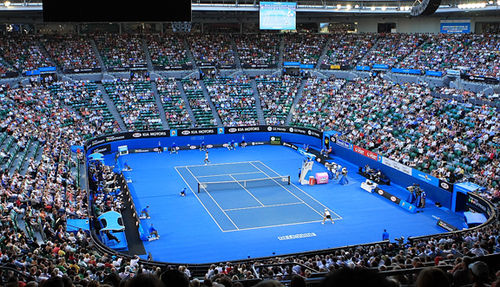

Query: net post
left=287, top=175, right=290, bottom=185
left=197, top=182, right=200, bottom=193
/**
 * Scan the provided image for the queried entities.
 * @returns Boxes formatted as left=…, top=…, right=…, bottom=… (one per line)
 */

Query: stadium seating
left=156, top=77, right=193, bottom=129
left=181, top=78, right=217, bottom=127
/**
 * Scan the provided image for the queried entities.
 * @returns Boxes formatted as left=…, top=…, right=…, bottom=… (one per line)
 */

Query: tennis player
left=204, top=150, right=210, bottom=165
left=180, top=187, right=186, bottom=197
left=148, top=224, right=159, bottom=240
left=200, top=141, right=206, bottom=151
left=140, top=206, right=150, bottom=219
left=322, top=209, right=334, bottom=224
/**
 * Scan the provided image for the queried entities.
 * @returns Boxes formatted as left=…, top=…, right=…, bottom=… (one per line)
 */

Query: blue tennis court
left=175, top=161, right=341, bottom=232
left=114, top=144, right=467, bottom=263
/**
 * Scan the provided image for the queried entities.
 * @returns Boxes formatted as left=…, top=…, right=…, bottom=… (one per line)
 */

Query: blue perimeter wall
left=331, top=144, right=452, bottom=209
left=86, top=127, right=452, bottom=210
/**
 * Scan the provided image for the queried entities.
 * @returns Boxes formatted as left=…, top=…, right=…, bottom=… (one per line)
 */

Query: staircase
left=142, top=38, right=154, bottom=71
left=200, top=80, right=223, bottom=126
left=250, top=79, right=266, bottom=125
left=231, top=39, right=242, bottom=70
left=176, top=80, right=198, bottom=127
left=285, top=78, right=307, bottom=125
left=316, top=38, right=332, bottom=70
left=278, top=36, right=285, bottom=69
left=90, top=38, right=107, bottom=72
left=151, top=81, right=170, bottom=130
left=96, top=83, right=127, bottom=131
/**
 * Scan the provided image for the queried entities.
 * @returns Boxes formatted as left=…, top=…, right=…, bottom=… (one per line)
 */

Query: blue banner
left=440, top=22, right=471, bottom=34
left=372, top=64, right=389, bottom=70
left=391, top=68, right=422, bottom=75
left=399, top=201, right=417, bottom=213
left=217, top=127, right=225, bottom=134
left=425, top=70, right=443, bottom=77
left=24, top=66, right=56, bottom=76
left=300, top=64, right=315, bottom=69
left=356, top=66, right=371, bottom=71
left=412, top=168, right=439, bottom=187
left=283, top=61, right=300, bottom=67
left=170, top=129, right=178, bottom=137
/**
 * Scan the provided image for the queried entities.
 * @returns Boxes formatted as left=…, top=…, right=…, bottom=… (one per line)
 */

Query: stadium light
left=346, top=4, right=352, bottom=10
left=336, top=4, right=342, bottom=9
left=354, top=4, right=359, bottom=8
left=371, top=6, right=376, bottom=10
left=4, top=1, right=10, bottom=7
left=381, top=6, right=387, bottom=10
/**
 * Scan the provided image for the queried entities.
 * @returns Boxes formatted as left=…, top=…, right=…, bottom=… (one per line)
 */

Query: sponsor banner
left=0, top=71, right=18, bottom=78
left=336, top=139, right=352, bottom=150
left=446, top=69, right=461, bottom=76
left=178, top=128, right=218, bottom=136
left=466, top=193, right=491, bottom=216
left=65, top=68, right=102, bottom=74
left=277, top=233, right=316, bottom=240
left=217, top=127, right=225, bottom=134
left=330, top=64, right=341, bottom=70
left=412, top=168, right=439, bottom=187
left=372, top=64, right=389, bottom=70
left=170, top=129, right=178, bottom=137
left=300, top=64, right=315, bottom=69
left=425, top=70, right=443, bottom=77
left=90, top=144, right=111, bottom=154
left=154, top=64, right=193, bottom=70
left=25, top=66, right=57, bottom=76
left=217, top=64, right=237, bottom=69
left=130, top=148, right=154, bottom=153
left=242, top=63, right=277, bottom=69
left=439, top=179, right=453, bottom=192
left=440, top=22, right=471, bottom=34
left=283, top=61, right=301, bottom=67
left=375, top=187, right=401, bottom=205
left=391, top=68, right=422, bottom=75
left=225, top=126, right=262, bottom=134
left=353, top=145, right=379, bottom=161
left=356, top=65, right=371, bottom=71
left=270, top=136, right=282, bottom=145
left=381, top=157, right=412, bottom=176
left=461, top=74, right=499, bottom=85
left=399, top=200, right=417, bottom=213
left=437, top=219, right=458, bottom=231
left=282, top=142, right=298, bottom=151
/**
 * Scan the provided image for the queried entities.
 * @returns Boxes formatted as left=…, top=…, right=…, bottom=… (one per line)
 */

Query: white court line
left=224, top=201, right=303, bottom=212
left=221, top=219, right=328, bottom=233
left=229, top=174, right=265, bottom=207
left=257, top=161, right=343, bottom=220
left=249, top=161, right=325, bottom=218
left=176, top=161, right=260, bottom=168
left=185, top=166, right=240, bottom=230
left=196, top=171, right=262, bottom=178
left=174, top=166, right=225, bottom=232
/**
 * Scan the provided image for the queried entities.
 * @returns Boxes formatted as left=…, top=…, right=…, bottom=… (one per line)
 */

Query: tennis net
left=198, top=175, right=290, bottom=193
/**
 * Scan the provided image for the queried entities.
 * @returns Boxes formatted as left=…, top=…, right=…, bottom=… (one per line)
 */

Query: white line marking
left=221, top=219, right=329, bottom=232
left=185, top=166, right=240, bottom=230
left=257, top=161, right=343, bottom=220
left=175, top=161, right=260, bottom=168
left=249, top=162, right=325, bottom=218
left=229, top=174, right=265, bottom=207
left=196, top=171, right=262, bottom=178
left=174, top=166, right=225, bottom=232
left=224, top=201, right=303, bottom=212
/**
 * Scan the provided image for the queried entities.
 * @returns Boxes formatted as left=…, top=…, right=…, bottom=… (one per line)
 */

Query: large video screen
left=259, top=2, right=296, bottom=30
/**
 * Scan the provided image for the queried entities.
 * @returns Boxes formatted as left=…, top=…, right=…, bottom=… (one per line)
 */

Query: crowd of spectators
left=103, top=79, right=162, bottom=131
left=42, top=35, right=100, bottom=72
left=283, top=34, right=328, bottom=65
left=94, top=34, right=147, bottom=70
left=181, top=78, right=217, bottom=127
left=233, top=34, right=280, bottom=68
left=321, top=34, right=377, bottom=69
left=204, top=76, right=258, bottom=127
left=48, top=80, right=121, bottom=138
left=255, top=74, right=300, bottom=126
left=0, top=35, right=53, bottom=74
left=156, top=77, right=193, bottom=129
left=145, top=34, right=192, bottom=69
left=188, top=34, right=235, bottom=67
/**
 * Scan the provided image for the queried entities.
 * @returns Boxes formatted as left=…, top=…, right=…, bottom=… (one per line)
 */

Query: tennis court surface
left=175, top=161, right=341, bottom=232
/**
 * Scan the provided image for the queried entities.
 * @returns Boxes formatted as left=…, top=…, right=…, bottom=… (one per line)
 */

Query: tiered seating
left=234, top=34, right=280, bottom=68
left=103, top=79, right=162, bottom=131
left=94, top=34, right=147, bottom=70
left=395, top=34, right=463, bottom=72
left=450, top=34, right=500, bottom=78
left=156, top=78, right=192, bottom=129
left=321, top=34, right=377, bottom=68
left=188, top=34, right=235, bottom=67
left=358, top=34, right=426, bottom=68
left=181, top=78, right=216, bottom=127
left=283, top=34, right=328, bottom=65
left=0, top=35, right=53, bottom=73
left=48, top=81, right=120, bottom=137
left=204, top=76, right=258, bottom=126
left=255, top=74, right=300, bottom=125
left=42, top=35, right=100, bottom=72
left=290, top=76, right=346, bottom=129
left=145, top=34, right=191, bottom=69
